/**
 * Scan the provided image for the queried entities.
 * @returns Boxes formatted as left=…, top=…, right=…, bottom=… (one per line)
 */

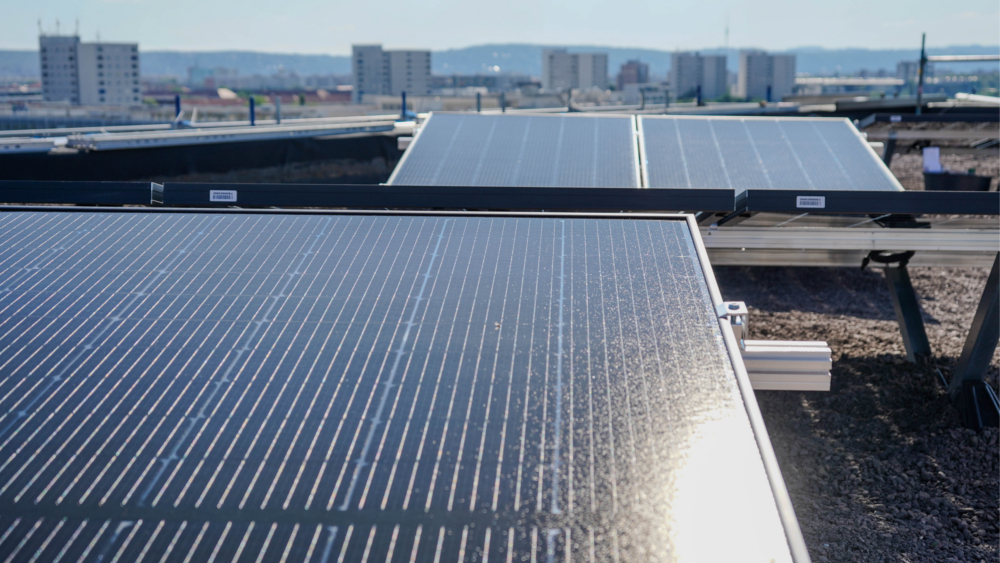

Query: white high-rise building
left=669, top=52, right=728, bottom=100
left=542, top=49, right=609, bottom=90
left=386, top=50, right=431, bottom=97
left=40, top=34, right=141, bottom=106
left=352, top=44, right=431, bottom=103
left=737, top=51, right=796, bottom=101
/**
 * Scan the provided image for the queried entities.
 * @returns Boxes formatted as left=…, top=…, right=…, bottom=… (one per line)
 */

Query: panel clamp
left=717, top=301, right=749, bottom=347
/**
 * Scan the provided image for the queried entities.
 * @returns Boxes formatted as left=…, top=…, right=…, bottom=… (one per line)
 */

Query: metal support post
left=400, top=91, right=406, bottom=121
left=884, top=265, right=932, bottom=362
left=949, top=253, right=1000, bottom=430
left=766, top=85, right=772, bottom=103
left=916, top=33, right=926, bottom=115
left=500, top=92, right=506, bottom=113
left=696, top=85, right=703, bottom=106
left=476, top=92, right=481, bottom=113
left=882, top=131, right=897, bottom=167
left=249, top=96, right=256, bottom=126
left=174, top=95, right=181, bottom=119
left=275, top=96, right=282, bottom=124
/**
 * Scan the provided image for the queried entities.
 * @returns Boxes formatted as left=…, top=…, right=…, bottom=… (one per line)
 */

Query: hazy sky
left=4, top=0, right=999, bottom=53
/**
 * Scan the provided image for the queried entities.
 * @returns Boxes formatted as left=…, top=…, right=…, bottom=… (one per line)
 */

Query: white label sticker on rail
left=796, top=195, right=826, bottom=209
left=210, top=190, right=237, bottom=203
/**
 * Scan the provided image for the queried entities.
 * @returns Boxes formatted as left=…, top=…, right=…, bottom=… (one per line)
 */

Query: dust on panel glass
left=0, top=210, right=790, bottom=562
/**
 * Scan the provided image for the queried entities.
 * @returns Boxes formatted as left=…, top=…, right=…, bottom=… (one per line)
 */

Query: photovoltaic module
left=0, top=209, right=793, bottom=562
left=387, top=113, right=641, bottom=188
left=639, top=115, right=903, bottom=193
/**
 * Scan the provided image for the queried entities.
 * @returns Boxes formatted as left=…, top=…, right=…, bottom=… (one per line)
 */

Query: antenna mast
left=725, top=13, right=730, bottom=50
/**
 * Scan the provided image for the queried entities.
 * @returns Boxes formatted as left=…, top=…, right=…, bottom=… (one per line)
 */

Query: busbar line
left=360, top=220, right=454, bottom=511
left=489, top=221, right=531, bottom=513
left=393, top=221, right=465, bottom=512
left=320, top=218, right=426, bottom=511
left=469, top=220, right=518, bottom=512
left=338, top=218, right=448, bottom=511
left=423, top=219, right=490, bottom=512
left=301, top=216, right=412, bottom=511
left=550, top=220, right=567, bottom=515
left=513, top=219, right=545, bottom=512
left=446, top=218, right=505, bottom=512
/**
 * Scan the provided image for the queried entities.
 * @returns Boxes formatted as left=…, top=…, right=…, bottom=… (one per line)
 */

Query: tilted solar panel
left=388, top=113, right=641, bottom=188
left=0, top=209, right=795, bottom=562
left=639, top=116, right=903, bottom=193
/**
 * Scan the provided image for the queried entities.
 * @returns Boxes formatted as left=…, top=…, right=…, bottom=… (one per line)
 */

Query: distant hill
left=1, top=44, right=996, bottom=80
left=435, top=44, right=1000, bottom=76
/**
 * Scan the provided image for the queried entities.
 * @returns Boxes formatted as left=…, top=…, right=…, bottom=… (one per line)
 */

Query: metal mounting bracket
left=717, top=301, right=749, bottom=347
left=719, top=301, right=834, bottom=391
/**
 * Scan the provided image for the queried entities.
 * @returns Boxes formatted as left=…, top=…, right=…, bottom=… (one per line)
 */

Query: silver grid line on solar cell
left=639, top=115, right=904, bottom=193
left=387, top=113, right=642, bottom=188
left=0, top=209, right=798, bottom=562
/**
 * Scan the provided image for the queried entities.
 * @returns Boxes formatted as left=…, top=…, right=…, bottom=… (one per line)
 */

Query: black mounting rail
left=857, top=112, right=1000, bottom=128
left=161, top=182, right=737, bottom=212
left=0, top=180, right=162, bottom=205
left=745, top=189, right=1000, bottom=216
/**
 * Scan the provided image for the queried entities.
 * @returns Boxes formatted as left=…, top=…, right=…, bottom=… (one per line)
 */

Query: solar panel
left=388, top=113, right=641, bottom=188
left=640, top=116, right=903, bottom=193
left=0, top=209, right=794, bottom=562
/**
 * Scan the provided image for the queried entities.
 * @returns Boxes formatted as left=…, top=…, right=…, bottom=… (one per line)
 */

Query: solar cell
left=388, top=113, right=641, bottom=188
left=0, top=209, right=793, bottom=562
left=640, top=116, right=903, bottom=193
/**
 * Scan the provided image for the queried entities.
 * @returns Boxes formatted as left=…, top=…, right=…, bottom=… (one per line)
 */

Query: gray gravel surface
left=889, top=152, right=1000, bottom=191
left=716, top=265, right=999, bottom=563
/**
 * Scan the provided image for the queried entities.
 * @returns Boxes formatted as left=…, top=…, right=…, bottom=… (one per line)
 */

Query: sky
left=3, top=0, right=999, bottom=53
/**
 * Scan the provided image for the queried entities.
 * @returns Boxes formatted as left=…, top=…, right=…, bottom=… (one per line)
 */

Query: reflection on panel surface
left=0, top=211, right=790, bottom=562
left=641, top=116, right=903, bottom=193
left=389, top=113, right=640, bottom=188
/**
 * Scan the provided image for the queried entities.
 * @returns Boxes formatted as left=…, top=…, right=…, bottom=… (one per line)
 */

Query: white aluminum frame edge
left=636, top=115, right=650, bottom=189
left=630, top=114, right=645, bottom=189
left=686, top=214, right=813, bottom=563
left=385, top=112, right=432, bottom=185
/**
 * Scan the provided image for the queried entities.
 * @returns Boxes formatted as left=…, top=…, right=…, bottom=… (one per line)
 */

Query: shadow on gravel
left=716, top=266, right=997, bottom=562
left=714, top=266, right=941, bottom=324
left=755, top=348, right=998, bottom=562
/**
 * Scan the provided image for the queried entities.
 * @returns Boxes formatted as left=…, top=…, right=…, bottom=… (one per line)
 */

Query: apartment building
left=737, top=50, right=796, bottom=100
left=40, top=34, right=141, bottom=106
left=617, top=59, right=650, bottom=91
left=670, top=52, right=728, bottom=100
left=542, top=49, right=609, bottom=90
left=352, top=44, right=431, bottom=103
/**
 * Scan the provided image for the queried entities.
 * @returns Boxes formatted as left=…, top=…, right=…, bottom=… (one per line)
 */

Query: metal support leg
left=884, top=265, right=931, bottom=362
left=881, top=132, right=897, bottom=167
left=950, top=253, right=1000, bottom=430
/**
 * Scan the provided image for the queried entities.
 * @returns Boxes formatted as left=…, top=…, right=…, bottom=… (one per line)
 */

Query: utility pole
left=916, top=33, right=926, bottom=115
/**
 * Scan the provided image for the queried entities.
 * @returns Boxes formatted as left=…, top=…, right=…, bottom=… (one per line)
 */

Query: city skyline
left=4, top=0, right=998, bottom=54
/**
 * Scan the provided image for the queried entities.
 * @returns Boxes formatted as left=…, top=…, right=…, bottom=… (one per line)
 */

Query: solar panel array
left=388, top=114, right=640, bottom=188
left=0, top=210, right=791, bottom=562
left=640, top=116, right=903, bottom=193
